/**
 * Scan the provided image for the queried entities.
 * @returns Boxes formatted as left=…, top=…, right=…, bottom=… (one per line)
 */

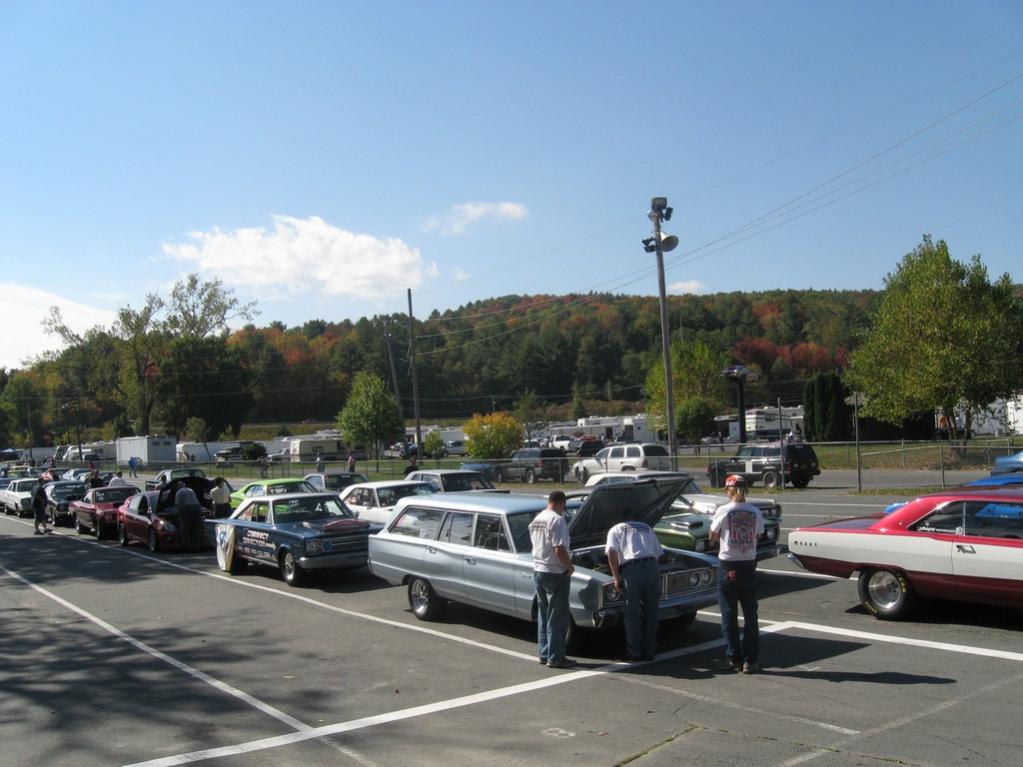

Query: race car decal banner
left=215, top=523, right=236, bottom=572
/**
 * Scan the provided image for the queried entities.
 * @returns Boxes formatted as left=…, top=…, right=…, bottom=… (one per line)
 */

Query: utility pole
left=644, top=197, right=679, bottom=470
left=383, top=318, right=404, bottom=424
left=407, top=289, right=423, bottom=453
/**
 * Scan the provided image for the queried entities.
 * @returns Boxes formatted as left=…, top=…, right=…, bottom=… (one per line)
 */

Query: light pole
left=643, top=197, right=679, bottom=469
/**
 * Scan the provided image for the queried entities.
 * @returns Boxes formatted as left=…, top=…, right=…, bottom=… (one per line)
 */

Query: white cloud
left=453, top=267, right=470, bottom=283
left=423, top=201, right=528, bottom=235
left=0, top=283, right=117, bottom=368
left=427, top=261, right=440, bottom=279
left=668, top=280, right=705, bottom=295
left=162, top=215, right=425, bottom=299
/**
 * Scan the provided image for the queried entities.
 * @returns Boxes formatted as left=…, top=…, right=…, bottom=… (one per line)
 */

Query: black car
left=707, top=442, right=820, bottom=489
left=576, top=440, right=605, bottom=458
left=493, top=448, right=569, bottom=484
left=44, top=481, right=89, bottom=526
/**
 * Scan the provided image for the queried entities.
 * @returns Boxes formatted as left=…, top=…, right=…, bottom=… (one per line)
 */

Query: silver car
left=368, top=477, right=718, bottom=642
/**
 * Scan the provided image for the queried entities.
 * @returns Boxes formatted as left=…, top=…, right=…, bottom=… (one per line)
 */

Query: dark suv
left=707, top=442, right=820, bottom=489
left=494, top=448, right=569, bottom=484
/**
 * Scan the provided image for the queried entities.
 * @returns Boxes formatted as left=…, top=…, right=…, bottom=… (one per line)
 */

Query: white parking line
left=0, top=515, right=537, bottom=663
left=781, top=620, right=1023, bottom=663
left=120, top=627, right=793, bottom=767
left=0, top=561, right=310, bottom=732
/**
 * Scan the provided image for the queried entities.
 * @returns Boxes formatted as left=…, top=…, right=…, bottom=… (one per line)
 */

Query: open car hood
left=157, top=476, right=215, bottom=512
left=569, top=477, right=690, bottom=549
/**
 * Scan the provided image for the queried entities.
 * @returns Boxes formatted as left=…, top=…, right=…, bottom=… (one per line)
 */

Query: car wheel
left=407, top=577, right=444, bottom=620
left=791, top=477, right=810, bottom=489
left=279, top=550, right=306, bottom=587
left=524, top=468, right=536, bottom=484
left=147, top=528, right=160, bottom=553
left=761, top=470, right=781, bottom=489
left=118, top=523, right=129, bottom=547
left=580, top=467, right=589, bottom=483
left=75, top=516, right=88, bottom=534
left=858, top=569, right=915, bottom=620
left=95, top=520, right=105, bottom=540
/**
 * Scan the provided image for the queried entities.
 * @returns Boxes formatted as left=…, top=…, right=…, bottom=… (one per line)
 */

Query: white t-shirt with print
left=529, top=508, right=570, bottom=573
left=710, top=501, right=764, bottom=562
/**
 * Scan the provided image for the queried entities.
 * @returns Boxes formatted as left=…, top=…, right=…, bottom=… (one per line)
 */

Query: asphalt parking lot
left=2, top=482, right=1021, bottom=767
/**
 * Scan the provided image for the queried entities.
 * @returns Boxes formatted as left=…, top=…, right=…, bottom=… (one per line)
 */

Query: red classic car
left=116, top=478, right=217, bottom=551
left=70, top=485, right=140, bottom=539
left=789, top=489, right=1023, bottom=620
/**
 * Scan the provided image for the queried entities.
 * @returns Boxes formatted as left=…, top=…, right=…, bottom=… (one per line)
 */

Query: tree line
left=1, top=236, right=1019, bottom=449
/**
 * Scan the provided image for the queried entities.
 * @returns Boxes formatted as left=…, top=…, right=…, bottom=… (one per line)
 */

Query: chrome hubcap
left=283, top=554, right=295, bottom=578
left=868, top=571, right=901, bottom=609
left=411, top=581, right=429, bottom=611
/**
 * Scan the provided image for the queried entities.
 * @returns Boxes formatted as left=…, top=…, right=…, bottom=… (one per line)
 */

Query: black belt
left=621, top=557, right=656, bottom=569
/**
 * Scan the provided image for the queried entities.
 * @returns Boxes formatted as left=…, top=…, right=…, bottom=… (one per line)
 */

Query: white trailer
left=288, top=435, right=347, bottom=461
left=116, top=435, right=178, bottom=468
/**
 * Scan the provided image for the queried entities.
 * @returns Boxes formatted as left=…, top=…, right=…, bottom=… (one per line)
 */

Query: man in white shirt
left=710, top=475, right=765, bottom=673
left=529, top=491, right=575, bottom=669
left=606, top=520, right=664, bottom=661
left=108, top=471, right=129, bottom=487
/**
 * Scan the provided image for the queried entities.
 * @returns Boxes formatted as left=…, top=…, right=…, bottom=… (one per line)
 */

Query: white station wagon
left=368, top=477, right=719, bottom=643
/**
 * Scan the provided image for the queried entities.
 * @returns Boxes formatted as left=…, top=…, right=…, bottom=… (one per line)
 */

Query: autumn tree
left=463, top=412, right=522, bottom=459
left=845, top=236, right=1023, bottom=438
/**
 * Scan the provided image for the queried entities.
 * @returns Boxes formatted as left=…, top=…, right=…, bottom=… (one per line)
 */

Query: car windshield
left=170, top=469, right=206, bottom=479
left=52, top=483, right=87, bottom=500
left=267, top=481, right=315, bottom=495
left=440, top=474, right=492, bottom=491
left=94, top=487, right=137, bottom=504
left=378, top=483, right=435, bottom=507
left=273, top=497, right=353, bottom=523
left=323, top=474, right=366, bottom=490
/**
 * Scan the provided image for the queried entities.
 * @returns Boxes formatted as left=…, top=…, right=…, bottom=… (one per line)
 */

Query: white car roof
left=584, top=470, right=693, bottom=488
left=342, top=480, right=431, bottom=492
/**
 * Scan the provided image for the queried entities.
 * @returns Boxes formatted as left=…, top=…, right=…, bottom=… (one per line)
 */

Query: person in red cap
left=710, top=474, right=764, bottom=673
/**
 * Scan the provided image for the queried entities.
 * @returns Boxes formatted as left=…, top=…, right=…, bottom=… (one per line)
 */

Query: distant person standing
left=402, top=454, right=418, bottom=477
left=210, top=477, right=232, bottom=518
left=174, top=481, right=203, bottom=553
left=606, top=519, right=664, bottom=662
left=108, top=471, right=129, bottom=487
left=32, top=481, right=50, bottom=535
left=529, top=490, right=575, bottom=669
left=315, top=452, right=325, bottom=474
left=347, top=452, right=356, bottom=473
left=128, top=456, right=138, bottom=478
left=711, top=475, right=764, bottom=674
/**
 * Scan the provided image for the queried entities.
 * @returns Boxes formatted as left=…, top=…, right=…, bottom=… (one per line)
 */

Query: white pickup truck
left=1, top=477, right=39, bottom=517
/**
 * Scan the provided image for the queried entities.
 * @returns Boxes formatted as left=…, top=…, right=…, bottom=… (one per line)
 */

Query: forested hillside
left=229, top=288, right=878, bottom=422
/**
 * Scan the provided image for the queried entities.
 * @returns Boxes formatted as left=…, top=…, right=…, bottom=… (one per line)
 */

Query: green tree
left=570, top=383, right=586, bottom=420
left=422, top=431, right=445, bottom=458
left=803, top=372, right=849, bottom=441
left=675, top=396, right=717, bottom=445
left=185, top=417, right=211, bottom=442
left=463, top=412, right=523, bottom=459
left=645, top=340, right=728, bottom=422
left=337, top=372, right=403, bottom=459
left=845, top=236, right=1023, bottom=438
left=513, top=389, right=546, bottom=440
left=167, top=273, right=258, bottom=338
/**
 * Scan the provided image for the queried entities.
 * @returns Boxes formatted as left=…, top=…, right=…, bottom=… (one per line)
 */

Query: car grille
left=320, top=534, right=370, bottom=553
left=662, top=568, right=714, bottom=595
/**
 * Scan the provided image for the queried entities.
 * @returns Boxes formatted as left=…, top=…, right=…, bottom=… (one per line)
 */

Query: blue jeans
left=622, top=558, right=660, bottom=658
left=535, top=571, right=571, bottom=664
left=718, top=560, right=759, bottom=662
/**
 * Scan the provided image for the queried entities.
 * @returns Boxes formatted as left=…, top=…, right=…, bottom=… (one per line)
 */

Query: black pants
left=178, top=505, right=203, bottom=552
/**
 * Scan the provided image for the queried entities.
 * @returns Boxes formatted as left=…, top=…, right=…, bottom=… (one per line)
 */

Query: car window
left=911, top=503, right=962, bottom=533
left=306, top=475, right=325, bottom=490
left=246, top=485, right=264, bottom=496
left=595, top=448, right=609, bottom=460
left=439, top=512, right=474, bottom=545
left=625, top=446, right=639, bottom=457
left=507, top=510, right=543, bottom=553
left=737, top=447, right=754, bottom=458
left=474, top=514, right=509, bottom=551
left=608, top=447, right=623, bottom=459
left=250, top=502, right=269, bottom=523
left=964, top=500, right=1023, bottom=539
left=643, top=445, right=668, bottom=456
left=390, top=507, right=446, bottom=539
left=274, top=496, right=352, bottom=523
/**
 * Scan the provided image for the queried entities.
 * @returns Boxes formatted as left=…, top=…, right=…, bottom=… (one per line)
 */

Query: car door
left=236, top=501, right=275, bottom=562
left=904, top=502, right=960, bottom=594
left=606, top=446, right=626, bottom=471
left=461, top=513, right=516, bottom=613
left=384, top=506, right=448, bottom=585
left=952, top=500, right=1023, bottom=606
left=126, top=494, right=148, bottom=540
left=344, top=488, right=370, bottom=519
left=622, top=445, right=642, bottom=470
left=358, top=489, right=392, bottom=526
left=430, top=511, right=474, bottom=600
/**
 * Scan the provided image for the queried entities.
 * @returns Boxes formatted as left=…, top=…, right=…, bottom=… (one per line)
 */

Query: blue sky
left=1, top=1, right=1020, bottom=366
